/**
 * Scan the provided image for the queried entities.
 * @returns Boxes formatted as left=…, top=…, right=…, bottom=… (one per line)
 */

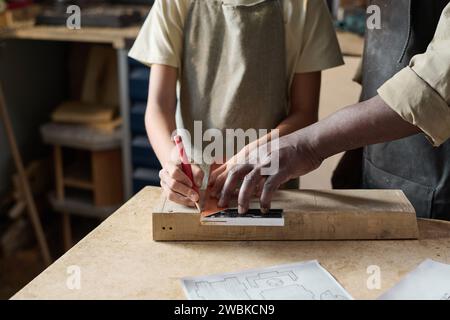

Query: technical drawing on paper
left=181, top=260, right=352, bottom=300
left=379, top=259, right=450, bottom=300
left=194, top=278, right=250, bottom=300
left=246, top=270, right=316, bottom=300
left=320, top=290, right=348, bottom=300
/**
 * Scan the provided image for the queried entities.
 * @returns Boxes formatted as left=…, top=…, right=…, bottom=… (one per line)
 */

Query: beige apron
left=176, top=0, right=288, bottom=167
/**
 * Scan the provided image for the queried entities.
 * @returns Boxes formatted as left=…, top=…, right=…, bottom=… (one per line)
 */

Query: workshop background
left=0, top=0, right=368, bottom=299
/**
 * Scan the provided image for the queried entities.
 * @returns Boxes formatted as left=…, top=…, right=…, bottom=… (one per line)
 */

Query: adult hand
left=160, top=160, right=204, bottom=207
left=217, top=95, right=423, bottom=214
left=207, top=158, right=233, bottom=199
left=217, top=132, right=323, bottom=213
left=208, top=148, right=256, bottom=199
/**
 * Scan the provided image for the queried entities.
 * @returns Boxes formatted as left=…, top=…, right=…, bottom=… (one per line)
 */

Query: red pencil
left=173, top=135, right=201, bottom=211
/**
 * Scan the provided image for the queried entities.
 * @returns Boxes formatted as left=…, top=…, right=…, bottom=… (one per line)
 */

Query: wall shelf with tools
left=0, top=1, right=157, bottom=254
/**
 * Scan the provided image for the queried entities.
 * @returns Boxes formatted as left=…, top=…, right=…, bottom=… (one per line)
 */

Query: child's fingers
left=160, top=169, right=199, bottom=201
left=191, top=164, right=204, bottom=188
left=165, top=162, right=193, bottom=188
left=161, top=181, right=196, bottom=207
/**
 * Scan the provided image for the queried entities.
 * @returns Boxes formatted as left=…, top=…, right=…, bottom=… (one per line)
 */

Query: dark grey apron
left=334, top=0, right=450, bottom=220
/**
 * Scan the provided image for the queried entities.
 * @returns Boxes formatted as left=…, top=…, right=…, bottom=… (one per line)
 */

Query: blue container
left=131, top=135, right=161, bottom=169
left=129, top=67, right=150, bottom=102
left=130, top=102, right=147, bottom=135
left=128, top=56, right=144, bottom=68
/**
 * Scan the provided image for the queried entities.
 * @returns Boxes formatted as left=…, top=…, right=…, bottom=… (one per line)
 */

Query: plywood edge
left=151, top=189, right=420, bottom=241
left=393, top=190, right=417, bottom=213
left=152, top=210, right=419, bottom=241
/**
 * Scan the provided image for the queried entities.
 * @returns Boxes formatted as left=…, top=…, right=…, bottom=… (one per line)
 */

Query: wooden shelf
left=1, top=25, right=140, bottom=49
left=40, top=122, right=122, bottom=151
left=64, top=177, right=93, bottom=190
left=63, top=151, right=93, bottom=191
left=49, top=191, right=117, bottom=219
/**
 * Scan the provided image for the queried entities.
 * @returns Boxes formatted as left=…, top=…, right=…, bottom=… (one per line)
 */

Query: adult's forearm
left=301, top=95, right=421, bottom=161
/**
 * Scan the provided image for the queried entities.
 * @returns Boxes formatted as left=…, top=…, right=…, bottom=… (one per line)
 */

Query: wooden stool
left=41, top=122, right=123, bottom=250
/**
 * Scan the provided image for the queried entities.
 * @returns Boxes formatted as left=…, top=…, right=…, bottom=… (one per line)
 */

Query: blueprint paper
left=181, top=260, right=352, bottom=300
left=379, top=259, right=450, bottom=300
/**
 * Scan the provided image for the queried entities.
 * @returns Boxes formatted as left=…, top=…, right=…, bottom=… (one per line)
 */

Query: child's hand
left=159, top=160, right=204, bottom=207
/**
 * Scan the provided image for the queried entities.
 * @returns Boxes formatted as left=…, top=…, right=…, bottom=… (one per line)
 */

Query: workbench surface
left=12, top=187, right=450, bottom=300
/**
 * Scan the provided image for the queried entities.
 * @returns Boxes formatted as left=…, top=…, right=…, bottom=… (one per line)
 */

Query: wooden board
left=87, top=117, right=122, bottom=134
left=153, top=190, right=419, bottom=241
left=51, top=101, right=116, bottom=124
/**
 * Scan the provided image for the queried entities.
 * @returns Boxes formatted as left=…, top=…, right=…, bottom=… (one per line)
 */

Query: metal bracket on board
left=200, top=208, right=284, bottom=226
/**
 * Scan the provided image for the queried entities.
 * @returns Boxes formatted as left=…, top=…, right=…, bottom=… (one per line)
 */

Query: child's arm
left=146, top=65, right=204, bottom=207
left=277, top=71, right=321, bottom=135
left=208, top=71, right=321, bottom=196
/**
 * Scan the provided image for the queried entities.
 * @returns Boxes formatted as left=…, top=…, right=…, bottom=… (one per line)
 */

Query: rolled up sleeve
left=378, top=3, right=450, bottom=147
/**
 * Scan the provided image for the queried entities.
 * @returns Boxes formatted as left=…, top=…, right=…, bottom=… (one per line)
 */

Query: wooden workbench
left=1, top=25, right=140, bottom=49
left=11, top=187, right=450, bottom=300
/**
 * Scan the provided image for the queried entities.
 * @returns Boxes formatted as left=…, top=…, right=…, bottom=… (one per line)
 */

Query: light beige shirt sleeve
left=294, top=0, right=344, bottom=73
left=128, top=0, right=189, bottom=68
left=378, top=3, right=450, bottom=147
